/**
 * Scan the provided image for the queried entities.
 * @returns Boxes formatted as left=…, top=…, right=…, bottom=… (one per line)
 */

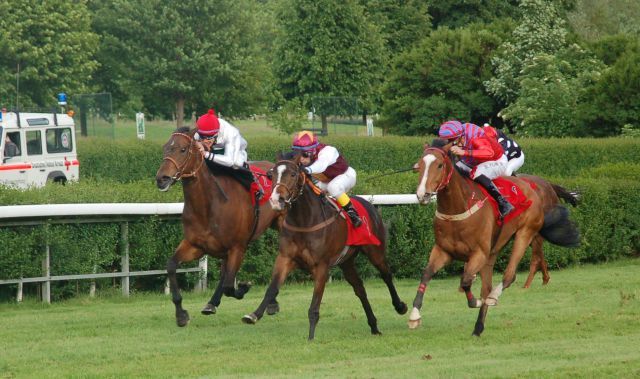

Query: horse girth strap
left=282, top=213, right=339, bottom=233
left=435, top=199, right=486, bottom=221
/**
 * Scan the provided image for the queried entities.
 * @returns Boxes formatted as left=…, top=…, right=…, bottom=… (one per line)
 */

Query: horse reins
left=163, top=133, right=205, bottom=180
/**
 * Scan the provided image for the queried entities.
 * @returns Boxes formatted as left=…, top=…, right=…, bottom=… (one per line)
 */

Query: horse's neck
left=287, top=184, right=334, bottom=225
left=182, top=167, right=235, bottom=210
left=437, top=169, right=480, bottom=214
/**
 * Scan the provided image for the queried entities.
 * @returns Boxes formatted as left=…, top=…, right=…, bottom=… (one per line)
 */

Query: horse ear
left=293, top=153, right=302, bottom=164
left=276, top=151, right=284, bottom=161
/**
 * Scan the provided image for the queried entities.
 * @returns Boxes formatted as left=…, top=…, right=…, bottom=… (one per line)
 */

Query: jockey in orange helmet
left=439, top=120, right=514, bottom=217
left=292, top=131, right=362, bottom=227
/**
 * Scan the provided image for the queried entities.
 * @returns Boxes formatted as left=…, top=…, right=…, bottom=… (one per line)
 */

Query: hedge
left=1, top=137, right=638, bottom=301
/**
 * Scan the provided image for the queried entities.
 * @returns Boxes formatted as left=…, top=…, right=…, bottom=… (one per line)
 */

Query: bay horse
left=409, top=139, right=579, bottom=336
left=156, top=127, right=282, bottom=327
left=241, top=153, right=407, bottom=340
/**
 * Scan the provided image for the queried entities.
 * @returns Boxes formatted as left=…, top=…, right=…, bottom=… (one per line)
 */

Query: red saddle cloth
left=344, top=197, right=381, bottom=246
left=476, top=177, right=532, bottom=225
left=249, top=165, right=273, bottom=206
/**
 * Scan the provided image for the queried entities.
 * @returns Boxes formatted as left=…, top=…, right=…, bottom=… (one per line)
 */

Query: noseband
left=422, top=147, right=454, bottom=194
left=272, top=161, right=307, bottom=207
left=163, top=132, right=204, bottom=180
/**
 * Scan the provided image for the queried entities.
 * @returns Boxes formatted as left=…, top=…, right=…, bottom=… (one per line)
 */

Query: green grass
left=1, top=259, right=639, bottom=378
left=80, top=117, right=385, bottom=144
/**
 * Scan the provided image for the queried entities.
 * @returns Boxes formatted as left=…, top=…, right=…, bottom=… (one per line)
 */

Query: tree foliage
left=380, top=24, right=507, bottom=135
left=0, top=0, right=98, bottom=108
left=273, top=0, right=385, bottom=134
left=426, top=0, right=519, bottom=29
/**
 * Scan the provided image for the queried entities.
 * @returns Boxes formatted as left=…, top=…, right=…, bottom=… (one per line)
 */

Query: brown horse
left=156, top=127, right=282, bottom=327
left=409, top=139, right=579, bottom=336
left=241, top=153, right=407, bottom=340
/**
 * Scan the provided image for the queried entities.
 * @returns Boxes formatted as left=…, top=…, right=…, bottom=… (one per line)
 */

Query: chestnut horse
left=156, top=128, right=281, bottom=327
left=242, top=154, right=407, bottom=340
left=409, top=140, right=579, bottom=336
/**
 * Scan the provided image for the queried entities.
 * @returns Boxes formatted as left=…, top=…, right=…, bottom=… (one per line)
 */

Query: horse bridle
left=271, top=160, right=307, bottom=207
left=163, top=132, right=204, bottom=180
left=421, top=147, right=454, bottom=196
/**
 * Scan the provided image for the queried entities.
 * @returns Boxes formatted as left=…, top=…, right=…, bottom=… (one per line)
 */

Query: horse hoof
left=266, top=303, right=280, bottom=316
left=176, top=310, right=190, bottom=327
left=396, top=302, right=408, bottom=315
left=485, top=297, right=498, bottom=306
left=201, top=304, right=217, bottom=315
left=371, top=329, right=382, bottom=335
left=468, top=299, right=483, bottom=308
left=242, top=313, right=258, bottom=324
left=238, top=281, right=252, bottom=291
left=408, top=318, right=422, bottom=329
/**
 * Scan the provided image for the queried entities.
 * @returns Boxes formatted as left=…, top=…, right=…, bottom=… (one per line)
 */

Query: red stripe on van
left=0, top=164, right=32, bottom=171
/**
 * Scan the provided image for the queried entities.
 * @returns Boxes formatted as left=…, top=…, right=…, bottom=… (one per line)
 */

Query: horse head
left=268, top=151, right=306, bottom=211
left=415, top=139, right=454, bottom=204
left=156, top=128, right=204, bottom=191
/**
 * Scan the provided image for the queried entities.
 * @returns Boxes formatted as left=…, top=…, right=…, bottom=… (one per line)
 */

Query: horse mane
left=175, top=126, right=192, bottom=134
left=431, top=138, right=449, bottom=148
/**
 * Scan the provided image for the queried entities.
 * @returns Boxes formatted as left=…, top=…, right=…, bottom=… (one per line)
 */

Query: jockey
left=195, top=109, right=263, bottom=198
left=439, top=120, right=515, bottom=217
left=292, top=131, right=362, bottom=227
left=483, top=123, right=524, bottom=176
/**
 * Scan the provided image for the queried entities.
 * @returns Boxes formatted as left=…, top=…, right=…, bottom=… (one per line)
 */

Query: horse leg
left=408, top=245, right=452, bottom=329
left=307, top=264, right=329, bottom=341
left=340, top=256, right=381, bottom=335
left=221, top=246, right=251, bottom=299
left=472, top=264, right=495, bottom=336
left=487, top=231, right=536, bottom=306
left=202, top=264, right=226, bottom=315
left=242, top=255, right=296, bottom=324
left=460, top=252, right=488, bottom=309
left=524, top=235, right=549, bottom=288
left=167, top=240, right=204, bottom=327
left=362, top=244, right=407, bottom=315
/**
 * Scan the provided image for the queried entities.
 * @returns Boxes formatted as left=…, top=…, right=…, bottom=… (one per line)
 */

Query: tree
left=426, top=0, right=519, bottom=29
left=0, top=0, right=98, bottom=108
left=273, top=0, right=385, bottom=135
left=91, top=0, right=268, bottom=127
left=485, top=0, right=569, bottom=106
left=380, top=24, right=507, bottom=135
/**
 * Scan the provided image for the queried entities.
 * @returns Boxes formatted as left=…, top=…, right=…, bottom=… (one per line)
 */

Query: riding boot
left=474, top=174, right=514, bottom=218
left=343, top=202, right=363, bottom=227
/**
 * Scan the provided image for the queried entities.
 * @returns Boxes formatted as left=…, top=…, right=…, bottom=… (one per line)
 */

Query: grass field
left=1, top=259, right=639, bottom=378
left=81, top=117, right=385, bottom=144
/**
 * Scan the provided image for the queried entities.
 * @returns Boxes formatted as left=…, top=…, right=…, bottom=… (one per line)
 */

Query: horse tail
left=551, top=183, right=580, bottom=207
left=539, top=205, right=581, bottom=248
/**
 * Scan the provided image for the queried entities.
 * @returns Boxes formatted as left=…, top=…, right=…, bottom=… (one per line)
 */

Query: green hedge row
left=75, top=136, right=640, bottom=183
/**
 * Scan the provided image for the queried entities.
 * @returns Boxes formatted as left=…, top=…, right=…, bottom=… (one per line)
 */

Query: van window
left=4, top=132, right=22, bottom=158
left=46, top=128, right=73, bottom=153
left=26, top=130, right=43, bottom=155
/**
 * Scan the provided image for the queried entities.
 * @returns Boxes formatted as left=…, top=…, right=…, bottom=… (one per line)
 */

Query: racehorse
left=520, top=176, right=580, bottom=288
left=241, top=153, right=408, bottom=340
left=156, top=127, right=282, bottom=327
left=409, top=139, right=579, bottom=336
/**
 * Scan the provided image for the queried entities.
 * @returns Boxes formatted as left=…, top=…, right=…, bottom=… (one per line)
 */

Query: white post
left=164, top=278, right=170, bottom=295
left=89, top=266, right=96, bottom=297
left=42, top=241, right=51, bottom=304
left=196, top=256, right=208, bottom=292
left=17, top=280, right=23, bottom=302
left=120, top=222, right=130, bottom=297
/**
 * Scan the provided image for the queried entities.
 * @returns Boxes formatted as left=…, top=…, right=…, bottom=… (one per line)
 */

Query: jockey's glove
left=303, top=166, right=312, bottom=175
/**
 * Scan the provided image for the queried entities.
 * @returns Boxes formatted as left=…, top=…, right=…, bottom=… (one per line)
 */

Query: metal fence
left=0, top=196, right=420, bottom=303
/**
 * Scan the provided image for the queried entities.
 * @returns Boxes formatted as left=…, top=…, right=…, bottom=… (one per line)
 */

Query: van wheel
left=52, top=177, right=67, bottom=185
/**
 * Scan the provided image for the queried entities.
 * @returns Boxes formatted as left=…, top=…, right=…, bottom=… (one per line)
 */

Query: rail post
left=121, top=222, right=130, bottom=297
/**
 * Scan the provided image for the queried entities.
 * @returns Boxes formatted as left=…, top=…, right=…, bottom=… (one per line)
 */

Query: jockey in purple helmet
left=439, top=120, right=514, bottom=217
left=292, top=131, right=362, bottom=227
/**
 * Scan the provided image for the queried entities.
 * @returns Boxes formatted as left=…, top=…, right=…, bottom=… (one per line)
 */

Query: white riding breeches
left=315, top=167, right=357, bottom=198
left=457, top=155, right=508, bottom=180
left=505, top=152, right=524, bottom=176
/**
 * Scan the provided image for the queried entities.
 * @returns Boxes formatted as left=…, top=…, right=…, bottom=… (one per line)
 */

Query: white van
left=0, top=111, right=79, bottom=189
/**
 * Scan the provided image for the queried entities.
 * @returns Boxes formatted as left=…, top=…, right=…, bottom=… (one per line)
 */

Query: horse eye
left=180, top=148, right=187, bottom=153
left=266, top=172, right=273, bottom=180
left=290, top=172, right=296, bottom=177
left=438, top=163, right=443, bottom=168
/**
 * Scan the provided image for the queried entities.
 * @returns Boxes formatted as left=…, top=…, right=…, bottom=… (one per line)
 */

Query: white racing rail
left=0, top=195, right=421, bottom=302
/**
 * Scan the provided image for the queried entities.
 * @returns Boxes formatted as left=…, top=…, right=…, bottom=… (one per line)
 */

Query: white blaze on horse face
left=416, top=154, right=436, bottom=201
left=269, top=164, right=287, bottom=210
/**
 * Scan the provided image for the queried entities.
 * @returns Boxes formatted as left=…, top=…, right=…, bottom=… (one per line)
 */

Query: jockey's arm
left=306, top=146, right=339, bottom=174
left=462, top=139, right=496, bottom=160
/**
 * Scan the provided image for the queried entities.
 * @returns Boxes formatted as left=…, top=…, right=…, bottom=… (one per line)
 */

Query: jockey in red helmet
left=292, top=131, right=362, bottom=227
left=439, top=120, right=514, bottom=217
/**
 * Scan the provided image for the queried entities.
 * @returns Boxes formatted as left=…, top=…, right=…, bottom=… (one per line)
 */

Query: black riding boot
left=474, top=175, right=514, bottom=218
left=343, top=202, right=363, bottom=227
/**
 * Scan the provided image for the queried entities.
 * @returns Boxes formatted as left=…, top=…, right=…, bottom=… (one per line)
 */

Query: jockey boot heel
left=344, top=202, right=363, bottom=227
left=474, top=175, right=514, bottom=218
